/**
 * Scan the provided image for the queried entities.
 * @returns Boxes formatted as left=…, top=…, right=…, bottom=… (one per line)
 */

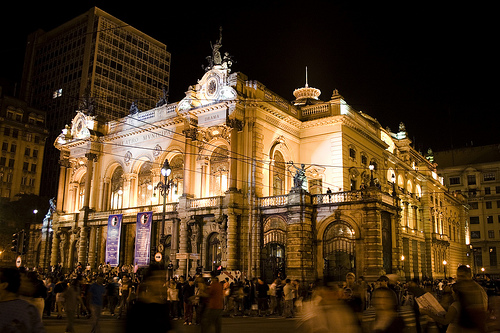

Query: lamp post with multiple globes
left=155, top=160, right=174, bottom=254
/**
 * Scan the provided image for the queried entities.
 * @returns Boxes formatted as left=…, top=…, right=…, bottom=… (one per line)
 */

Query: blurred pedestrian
left=126, top=264, right=171, bottom=333
left=366, top=287, right=405, bottom=333
left=64, top=279, right=86, bottom=333
left=299, top=282, right=360, bottom=333
left=0, top=267, right=45, bottom=333
left=256, top=278, right=269, bottom=316
left=88, top=275, right=106, bottom=333
left=183, top=278, right=196, bottom=325
left=201, top=271, right=224, bottom=333
left=117, top=275, right=132, bottom=319
left=283, top=279, right=295, bottom=318
left=452, top=265, right=488, bottom=332
left=44, top=277, right=55, bottom=317
left=54, top=276, right=67, bottom=319
left=106, top=277, right=119, bottom=316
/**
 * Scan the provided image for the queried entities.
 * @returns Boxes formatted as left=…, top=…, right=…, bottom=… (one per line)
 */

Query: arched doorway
left=261, top=217, right=286, bottom=283
left=323, top=222, right=356, bottom=282
left=206, top=232, right=221, bottom=271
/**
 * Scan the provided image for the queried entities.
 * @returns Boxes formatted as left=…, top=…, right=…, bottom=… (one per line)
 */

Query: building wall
left=435, top=145, right=500, bottom=277
left=0, top=91, right=48, bottom=199
left=29, top=67, right=470, bottom=282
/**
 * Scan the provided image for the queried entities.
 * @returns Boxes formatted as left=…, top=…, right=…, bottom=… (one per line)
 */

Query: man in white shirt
left=283, top=279, right=295, bottom=318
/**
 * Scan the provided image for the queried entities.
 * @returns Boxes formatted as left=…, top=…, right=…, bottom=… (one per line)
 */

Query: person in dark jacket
left=183, top=278, right=196, bottom=325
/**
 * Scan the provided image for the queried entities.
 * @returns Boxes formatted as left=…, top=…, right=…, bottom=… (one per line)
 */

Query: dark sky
left=1, top=1, right=498, bottom=152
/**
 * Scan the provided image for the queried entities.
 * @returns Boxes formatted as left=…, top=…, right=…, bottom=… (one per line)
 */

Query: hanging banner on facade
left=105, top=214, right=123, bottom=267
left=134, top=211, right=153, bottom=267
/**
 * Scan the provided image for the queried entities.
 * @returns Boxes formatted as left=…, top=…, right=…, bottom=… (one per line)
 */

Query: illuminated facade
left=27, top=44, right=470, bottom=282
left=434, top=145, right=500, bottom=277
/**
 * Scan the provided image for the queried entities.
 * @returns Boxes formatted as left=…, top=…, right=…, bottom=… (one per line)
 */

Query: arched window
left=169, top=155, right=184, bottom=202
left=78, top=176, right=86, bottom=210
left=272, top=151, right=286, bottom=195
left=210, top=146, right=229, bottom=196
left=110, top=166, right=124, bottom=210
left=137, top=161, right=153, bottom=206
left=206, top=232, right=221, bottom=271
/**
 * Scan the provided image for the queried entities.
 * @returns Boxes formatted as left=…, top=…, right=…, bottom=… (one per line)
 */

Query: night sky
left=1, top=1, right=498, bottom=152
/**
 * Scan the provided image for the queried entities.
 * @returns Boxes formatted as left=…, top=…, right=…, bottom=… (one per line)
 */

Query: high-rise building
left=20, top=7, right=171, bottom=198
left=434, top=145, right=500, bottom=277
left=29, top=36, right=470, bottom=282
left=0, top=87, right=48, bottom=199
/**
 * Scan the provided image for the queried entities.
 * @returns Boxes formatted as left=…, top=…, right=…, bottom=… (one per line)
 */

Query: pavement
left=42, top=313, right=300, bottom=333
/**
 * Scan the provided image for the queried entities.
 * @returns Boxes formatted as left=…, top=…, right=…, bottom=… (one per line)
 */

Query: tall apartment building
left=19, top=7, right=171, bottom=197
left=0, top=87, right=48, bottom=199
left=434, top=145, right=500, bottom=277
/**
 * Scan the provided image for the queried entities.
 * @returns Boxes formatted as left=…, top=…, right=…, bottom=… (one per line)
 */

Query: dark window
left=470, top=216, right=480, bottom=224
left=490, top=247, right=497, bottom=267
left=449, top=177, right=460, bottom=185
left=487, top=216, right=494, bottom=224
left=468, top=175, right=476, bottom=185
left=471, top=231, right=481, bottom=239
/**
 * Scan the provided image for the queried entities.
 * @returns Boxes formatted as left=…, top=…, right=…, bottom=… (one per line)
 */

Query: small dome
left=292, top=67, right=321, bottom=106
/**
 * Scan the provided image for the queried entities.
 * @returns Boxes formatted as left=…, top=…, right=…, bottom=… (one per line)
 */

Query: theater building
left=28, top=45, right=470, bottom=282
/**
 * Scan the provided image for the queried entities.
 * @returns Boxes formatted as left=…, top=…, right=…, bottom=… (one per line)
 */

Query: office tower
left=20, top=7, right=171, bottom=197
left=0, top=87, right=48, bottom=199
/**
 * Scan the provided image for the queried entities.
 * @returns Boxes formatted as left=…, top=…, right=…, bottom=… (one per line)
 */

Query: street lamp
left=443, top=260, right=447, bottom=279
left=155, top=159, right=174, bottom=247
left=369, top=164, right=375, bottom=187
left=400, top=254, right=405, bottom=279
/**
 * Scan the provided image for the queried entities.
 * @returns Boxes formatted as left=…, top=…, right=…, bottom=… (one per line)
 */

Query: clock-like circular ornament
left=206, top=75, right=220, bottom=98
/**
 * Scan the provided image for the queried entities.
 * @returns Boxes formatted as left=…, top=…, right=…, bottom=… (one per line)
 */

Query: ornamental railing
left=189, top=196, right=223, bottom=209
left=259, top=195, right=288, bottom=207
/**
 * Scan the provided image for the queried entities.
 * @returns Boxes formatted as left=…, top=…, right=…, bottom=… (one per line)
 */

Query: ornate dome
left=292, top=67, right=321, bottom=106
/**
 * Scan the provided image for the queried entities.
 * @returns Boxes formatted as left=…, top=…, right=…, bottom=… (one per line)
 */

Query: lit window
left=53, top=88, right=63, bottom=98
left=484, top=173, right=496, bottom=182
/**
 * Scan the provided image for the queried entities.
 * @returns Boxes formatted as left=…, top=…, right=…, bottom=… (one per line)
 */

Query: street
left=43, top=314, right=300, bottom=333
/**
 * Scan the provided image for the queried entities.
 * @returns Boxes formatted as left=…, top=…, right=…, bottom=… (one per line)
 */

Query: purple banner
left=105, top=214, right=122, bottom=267
left=134, top=211, right=153, bottom=267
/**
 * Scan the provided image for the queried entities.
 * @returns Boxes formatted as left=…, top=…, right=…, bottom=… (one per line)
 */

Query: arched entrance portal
left=261, top=217, right=286, bottom=283
left=323, top=222, right=356, bottom=282
left=206, top=232, right=221, bottom=271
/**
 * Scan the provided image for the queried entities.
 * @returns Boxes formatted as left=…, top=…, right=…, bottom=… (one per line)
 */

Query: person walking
left=117, top=275, right=132, bottom=319
left=256, top=278, right=269, bottom=316
left=183, top=278, right=195, bottom=325
left=64, top=279, right=86, bottom=333
left=201, top=271, right=224, bottom=333
left=283, top=279, right=295, bottom=318
left=88, top=275, right=106, bottom=333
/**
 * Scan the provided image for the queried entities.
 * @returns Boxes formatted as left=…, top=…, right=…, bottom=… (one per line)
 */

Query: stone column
left=50, top=232, right=60, bottom=267
left=229, top=126, right=239, bottom=190
left=182, top=128, right=197, bottom=198
left=286, top=189, right=315, bottom=282
left=57, top=159, right=69, bottom=211
left=78, top=226, right=90, bottom=265
left=226, top=213, right=238, bottom=270
left=88, top=226, right=97, bottom=269
left=177, top=218, right=189, bottom=275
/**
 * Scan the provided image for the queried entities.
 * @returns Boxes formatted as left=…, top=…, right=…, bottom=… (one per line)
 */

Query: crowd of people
left=1, top=263, right=499, bottom=333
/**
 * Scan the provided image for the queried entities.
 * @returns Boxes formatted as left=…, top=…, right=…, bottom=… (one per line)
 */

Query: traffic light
left=21, top=230, right=29, bottom=255
left=11, top=232, right=19, bottom=253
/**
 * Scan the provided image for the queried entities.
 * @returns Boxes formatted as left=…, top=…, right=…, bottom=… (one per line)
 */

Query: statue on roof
left=129, top=100, right=140, bottom=115
left=156, top=86, right=169, bottom=107
left=79, top=80, right=96, bottom=116
left=204, top=27, right=234, bottom=72
left=211, top=26, right=223, bottom=65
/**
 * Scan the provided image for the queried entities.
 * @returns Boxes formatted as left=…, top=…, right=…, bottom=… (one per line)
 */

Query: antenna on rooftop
left=305, top=66, right=309, bottom=87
